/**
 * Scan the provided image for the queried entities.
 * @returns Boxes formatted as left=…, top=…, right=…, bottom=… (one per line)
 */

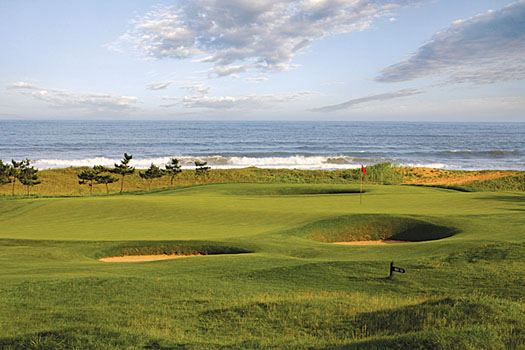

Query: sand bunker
left=332, top=240, right=409, bottom=245
left=99, top=254, right=201, bottom=262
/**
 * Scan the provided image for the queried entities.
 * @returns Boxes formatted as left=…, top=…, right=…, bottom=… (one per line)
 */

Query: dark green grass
left=0, top=184, right=523, bottom=349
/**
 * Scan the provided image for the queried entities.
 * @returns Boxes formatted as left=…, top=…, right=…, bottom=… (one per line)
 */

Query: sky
left=0, top=0, right=524, bottom=121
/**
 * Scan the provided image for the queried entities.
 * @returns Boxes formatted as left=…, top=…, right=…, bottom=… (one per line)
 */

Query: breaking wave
left=32, top=155, right=457, bottom=171
left=34, top=155, right=376, bottom=170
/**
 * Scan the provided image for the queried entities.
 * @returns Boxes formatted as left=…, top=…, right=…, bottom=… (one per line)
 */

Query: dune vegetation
left=0, top=161, right=521, bottom=197
left=0, top=178, right=524, bottom=349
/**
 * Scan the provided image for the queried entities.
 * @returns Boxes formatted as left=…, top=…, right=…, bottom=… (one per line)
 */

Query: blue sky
left=0, top=0, right=523, bottom=121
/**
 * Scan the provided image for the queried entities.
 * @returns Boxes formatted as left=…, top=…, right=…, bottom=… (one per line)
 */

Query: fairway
left=1, top=183, right=524, bottom=349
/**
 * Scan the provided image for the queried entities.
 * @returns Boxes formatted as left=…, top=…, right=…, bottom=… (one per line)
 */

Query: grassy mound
left=305, top=215, right=458, bottom=243
left=461, top=173, right=525, bottom=192
left=413, top=174, right=525, bottom=192
left=97, top=240, right=252, bottom=259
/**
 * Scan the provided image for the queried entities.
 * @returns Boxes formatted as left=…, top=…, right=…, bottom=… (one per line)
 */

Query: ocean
left=0, top=120, right=523, bottom=171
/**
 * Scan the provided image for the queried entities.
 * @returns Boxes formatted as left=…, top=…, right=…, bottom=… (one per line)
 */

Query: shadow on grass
left=476, top=195, right=525, bottom=203
left=0, top=327, right=186, bottom=350
left=405, top=184, right=473, bottom=192
left=318, top=327, right=505, bottom=350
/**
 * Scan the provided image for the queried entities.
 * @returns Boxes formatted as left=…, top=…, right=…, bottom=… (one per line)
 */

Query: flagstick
left=360, top=170, right=363, bottom=205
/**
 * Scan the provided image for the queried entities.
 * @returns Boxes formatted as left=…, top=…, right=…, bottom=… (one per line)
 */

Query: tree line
left=0, top=159, right=40, bottom=196
left=0, top=153, right=212, bottom=196
left=78, top=154, right=211, bottom=194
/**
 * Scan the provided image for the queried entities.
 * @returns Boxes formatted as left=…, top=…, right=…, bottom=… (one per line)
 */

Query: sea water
left=0, top=120, right=523, bottom=170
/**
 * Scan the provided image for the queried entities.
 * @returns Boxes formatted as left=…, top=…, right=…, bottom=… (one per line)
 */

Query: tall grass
left=0, top=163, right=408, bottom=197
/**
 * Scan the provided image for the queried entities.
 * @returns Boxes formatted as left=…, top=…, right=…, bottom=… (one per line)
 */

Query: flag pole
left=360, top=165, right=366, bottom=205
left=360, top=169, right=363, bottom=205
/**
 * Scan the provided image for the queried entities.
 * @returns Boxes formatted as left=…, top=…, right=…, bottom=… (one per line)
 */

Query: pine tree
left=139, top=163, right=164, bottom=190
left=78, top=169, right=98, bottom=195
left=10, top=159, right=29, bottom=196
left=95, top=174, right=118, bottom=194
left=110, top=153, right=135, bottom=193
left=195, top=161, right=211, bottom=177
left=17, top=160, right=40, bottom=196
left=165, top=158, right=182, bottom=185
left=0, top=160, right=12, bottom=186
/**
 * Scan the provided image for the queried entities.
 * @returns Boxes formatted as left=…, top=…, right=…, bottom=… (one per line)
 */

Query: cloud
left=5, top=82, right=38, bottom=89
left=114, top=0, right=422, bottom=77
left=161, top=91, right=313, bottom=109
left=145, top=81, right=173, bottom=90
left=181, top=83, right=211, bottom=95
left=5, top=82, right=141, bottom=111
left=310, top=88, right=424, bottom=112
left=375, top=0, right=525, bottom=85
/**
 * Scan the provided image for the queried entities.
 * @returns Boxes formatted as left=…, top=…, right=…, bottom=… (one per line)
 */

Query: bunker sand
left=99, top=254, right=202, bottom=262
left=332, top=240, right=410, bottom=245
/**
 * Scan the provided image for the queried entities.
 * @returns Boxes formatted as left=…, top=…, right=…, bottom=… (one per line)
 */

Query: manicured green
left=0, top=183, right=523, bottom=349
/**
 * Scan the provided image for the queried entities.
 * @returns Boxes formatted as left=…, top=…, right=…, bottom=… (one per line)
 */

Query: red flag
left=361, top=165, right=367, bottom=175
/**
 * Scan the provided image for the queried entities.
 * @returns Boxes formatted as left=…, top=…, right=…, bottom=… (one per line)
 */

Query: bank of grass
left=460, top=173, right=525, bottom=192
left=412, top=174, right=525, bottom=193
left=0, top=183, right=523, bottom=349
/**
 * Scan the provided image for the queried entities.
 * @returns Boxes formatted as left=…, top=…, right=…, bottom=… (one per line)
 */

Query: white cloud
left=310, top=88, right=424, bottom=112
left=161, top=91, right=313, bottom=109
left=114, top=0, right=422, bottom=77
left=5, top=82, right=38, bottom=89
left=181, top=83, right=211, bottom=95
left=375, top=0, right=525, bottom=85
left=5, top=82, right=141, bottom=111
left=145, top=81, right=173, bottom=90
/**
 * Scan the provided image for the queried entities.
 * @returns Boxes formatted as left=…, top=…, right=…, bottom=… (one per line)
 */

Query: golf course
left=0, top=176, right=524, bottom=349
